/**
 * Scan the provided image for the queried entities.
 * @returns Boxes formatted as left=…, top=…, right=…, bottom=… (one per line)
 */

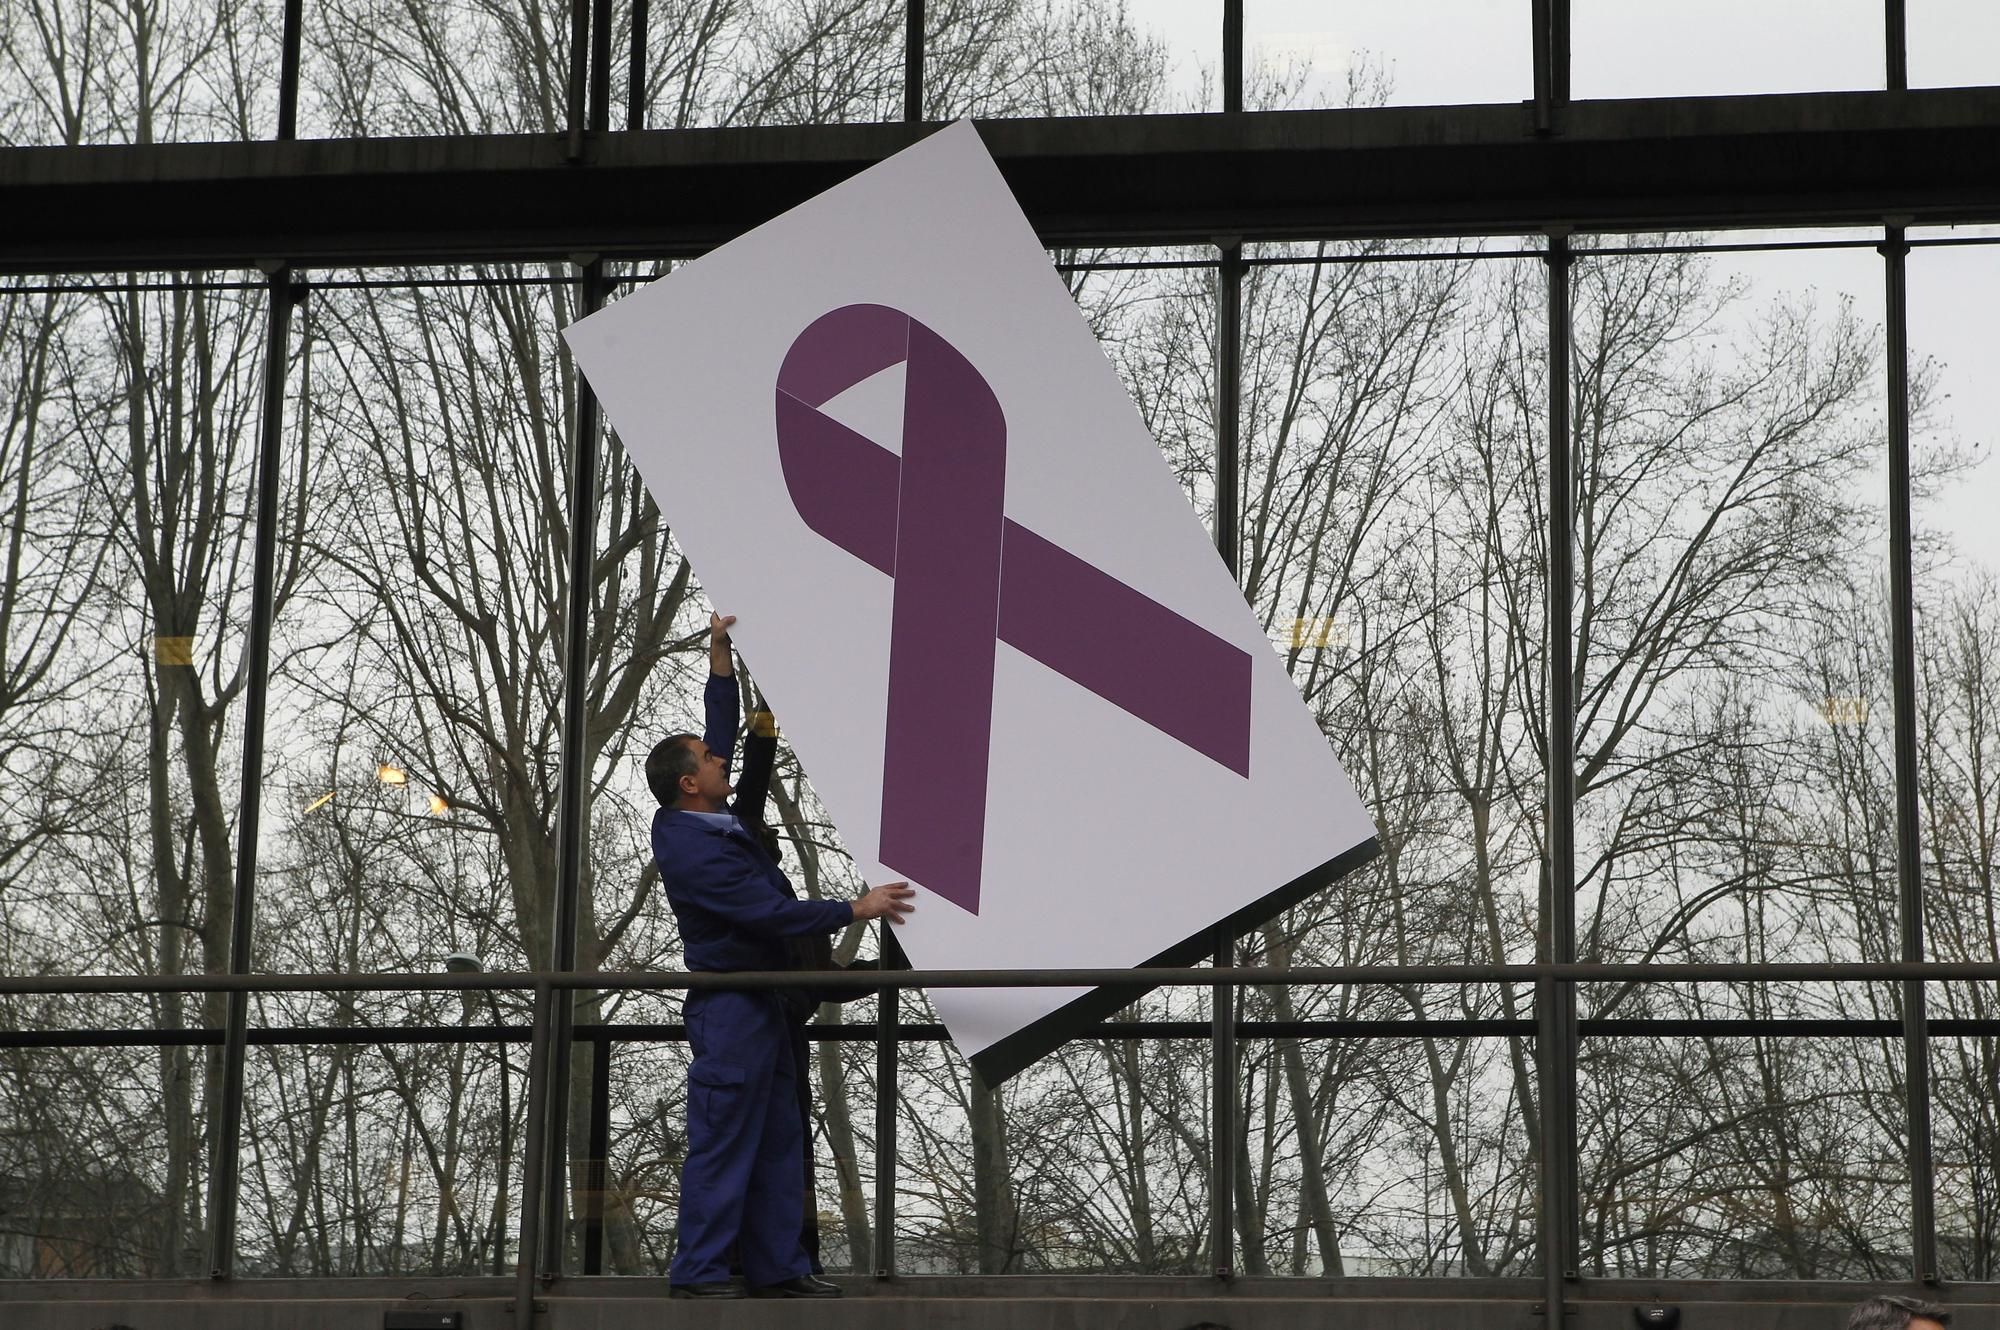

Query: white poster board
left=565, top=121, right=1377, bottom=1082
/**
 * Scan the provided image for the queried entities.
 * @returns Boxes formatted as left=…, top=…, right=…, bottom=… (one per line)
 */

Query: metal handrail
left=3, top=959, right=1999, bottom=996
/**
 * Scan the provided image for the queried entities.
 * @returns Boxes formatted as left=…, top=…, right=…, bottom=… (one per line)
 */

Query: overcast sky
left=1141, top=1, right=1996, bottom=106
left=1128, top=1, right=2000, bottom=586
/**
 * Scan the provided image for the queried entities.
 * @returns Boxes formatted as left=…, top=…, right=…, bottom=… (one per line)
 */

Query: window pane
left=0, top=1004, right=200, bottom=1277
left=653, top=1, right=902, bottom=129
left=1574, top=1, right=1881, bottom=99
left=1059, top=251, right=1219, bottom=523
left=300, top=0, right=888, bottom=136
left=1579, top=1034, right=1909, bottom=1277
left=1571, top=236, right=1891, bottom=970
left=0, top=1, right=281, bottom=144
left=1931, top=1014, right=2000, bottom=1280
left=259, top=269, right=568, bottom=977
left=1240, top=1030, right=1539, bottom=1276
left=1909, top=237, right=2000, bottom=966
left=302, top=0, right=569, bottom=137
left=1239, top=245, right=1548, bottom=970
left=1909, top=1, right=2000, bottom=90
left=1245, top=0, right=1530, bottom=109
left=889, top=1010, right=1214, bottom=1274
left=0, top=274, right=270, bottom=1276
left=238, top=999, right=528, bottom=1275
left=932, top=2, right=1206, bottom=117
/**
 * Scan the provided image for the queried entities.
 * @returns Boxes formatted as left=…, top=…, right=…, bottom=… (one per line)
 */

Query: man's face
left=1910, top=1320, right=1948, bottom=1330
left=679, top=739, right=733, bottom=807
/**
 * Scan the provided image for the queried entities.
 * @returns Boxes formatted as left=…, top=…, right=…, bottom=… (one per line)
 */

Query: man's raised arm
left=702, top=612, right=740, bottom=769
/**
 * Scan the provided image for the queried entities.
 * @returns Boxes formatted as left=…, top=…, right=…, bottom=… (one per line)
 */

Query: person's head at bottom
left=1849, top=1295, right=1951, bottom=1330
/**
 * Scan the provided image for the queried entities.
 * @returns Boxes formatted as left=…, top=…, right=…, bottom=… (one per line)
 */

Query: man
left=1848, top=1295, right=1952, bottom=1330
left=648, top=612, right=914, bottom=1300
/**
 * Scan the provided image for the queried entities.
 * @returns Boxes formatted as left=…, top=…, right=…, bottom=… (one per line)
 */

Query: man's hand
left=853, top=881, right=916, bottom=925
left=709, top=612, right=736, bottom=676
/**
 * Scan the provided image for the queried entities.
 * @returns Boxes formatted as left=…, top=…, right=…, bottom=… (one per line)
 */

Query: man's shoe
left=749, top=1275, right=842, bottom=1298
left=670, top=1281, right=746, bottom=1299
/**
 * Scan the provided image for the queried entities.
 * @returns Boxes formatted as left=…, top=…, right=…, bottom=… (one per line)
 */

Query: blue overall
left=655, top=674, right=852, bottom=1287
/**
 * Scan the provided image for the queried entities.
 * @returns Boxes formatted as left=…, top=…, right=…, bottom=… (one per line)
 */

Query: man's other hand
left=853, top=881, right=916, bottom=925
left=710, top=611, right=736, bottom=642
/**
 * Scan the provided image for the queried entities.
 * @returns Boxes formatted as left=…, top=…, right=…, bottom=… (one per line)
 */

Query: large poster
left=565, top=121, right=1378, bottom=1082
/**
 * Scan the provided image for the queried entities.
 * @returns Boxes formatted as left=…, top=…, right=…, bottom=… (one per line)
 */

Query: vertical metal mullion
left=1550, top=0, right=1570, bottom=104
left=588, top=0, right=612, bottom=133
left=1882, top=223, right=1938, bottom=1283
left=276, top=0, right=303, bottom=142
left=1209, top=240, right=1243, bottom=1280
left=539, top=260, right=608, bottom=1280
left=1886, top=0, right=1909, bottom=92
left=582, top=1033, right=612, bottom=1274
left=514, top=981, right=557, bottom=1319
left=1216, top=243, right=1243, bottom=577
left=565, top=0, right=590, bottom=162
left=1209, top=926, right=1237, bottom=1279
left=628, top=0, right=650, bottom=130
left=872, top=940, right=900, bottom=1277
left=1222, top=0, right=1243, bottom=113
left=1532, top=0, right=1569, bottom=133
left=1538, top=233, right=1580, bottom=1314
left=904, top=0, right=925, bottom=123
left=1530, top=0, right=1552, bottom=133
left=203, top=265, right=297, bottom=1281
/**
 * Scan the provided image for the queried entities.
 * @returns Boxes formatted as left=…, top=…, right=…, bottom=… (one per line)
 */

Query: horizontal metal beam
left=9, top=1016, right=2000, bottom=1050
left=4, top=959, right=2000, bottom=996
left=4, top=89, right=2000, bottom=273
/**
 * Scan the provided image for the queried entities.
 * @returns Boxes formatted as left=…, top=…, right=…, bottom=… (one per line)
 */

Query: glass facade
left=1, top=0, right=1995, bottom=1307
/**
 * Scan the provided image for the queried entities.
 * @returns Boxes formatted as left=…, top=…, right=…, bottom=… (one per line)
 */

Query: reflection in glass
left=1570, top=240, right=1892, bottom=978
left=1245, top=0, right=1529, bottom=109
left=1573, top=0, right=1880, bottom=99
left=261, top=272, right=574, bottom=979
left=238, top=1007, right=526, bottom=1276
left=1235, top=247, right=1547, bottom=992
left=0, top=2, right=280, bottom=144
left=0, top=276, right=270, bottom=1275
left=1931, top=1028, right=2000, bottom=1279
left=1910, top=242, right=2000, bottom=966
left=1579, top=1036, right=1907, bottom=1277
left=927, top=2, right=1182, bottom=118
left=1909, top=3, right=2000, bottom=90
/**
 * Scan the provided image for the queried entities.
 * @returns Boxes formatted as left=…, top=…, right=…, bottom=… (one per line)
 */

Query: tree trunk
left=1260, top=924, right=1344, bottom=1275
left=816, top=1028, right=872, bottom=1271
left=1116, top=1031, right=1155, bottom=1270
left=968, top=1068, right=1018, bottom=1273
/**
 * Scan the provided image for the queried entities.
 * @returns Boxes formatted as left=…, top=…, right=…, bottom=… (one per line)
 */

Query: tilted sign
left=565, top=121, right=1379, bottom=1082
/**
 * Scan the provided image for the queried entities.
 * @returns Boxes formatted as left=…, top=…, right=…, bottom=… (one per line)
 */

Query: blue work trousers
left=669, top=990, right=811, bottom=1287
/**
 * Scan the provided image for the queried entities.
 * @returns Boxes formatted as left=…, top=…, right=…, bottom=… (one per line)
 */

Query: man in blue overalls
left=648, top=612, right=914, bottom=1299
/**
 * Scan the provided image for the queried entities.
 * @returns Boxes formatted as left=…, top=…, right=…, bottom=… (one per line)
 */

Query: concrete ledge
left=3, top=1277, right=1996, bottom=1330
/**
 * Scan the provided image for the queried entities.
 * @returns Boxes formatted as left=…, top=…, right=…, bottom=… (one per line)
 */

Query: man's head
left=1849, top=1295, right=1951, bottom=1330
left=646, top=733, right=732, bottom=811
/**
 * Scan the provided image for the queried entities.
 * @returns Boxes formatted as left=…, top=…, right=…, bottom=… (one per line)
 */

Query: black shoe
left=671, top=1281, right=746, bottom=1299
left=749, top=1275, right=842, bottom=1298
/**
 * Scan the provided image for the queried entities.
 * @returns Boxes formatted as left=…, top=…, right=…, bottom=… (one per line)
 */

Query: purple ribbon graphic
left=776, top=303, right=1253, bottom=915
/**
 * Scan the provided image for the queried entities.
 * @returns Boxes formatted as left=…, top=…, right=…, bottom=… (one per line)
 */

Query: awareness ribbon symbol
left=776, top=304, right=1253, bottom=915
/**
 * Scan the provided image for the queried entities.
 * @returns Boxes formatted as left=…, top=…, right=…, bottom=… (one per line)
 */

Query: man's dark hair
left=1849, top=1295, right=1951, bottom=1330
left=646, top=733, right=701, bottom=807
